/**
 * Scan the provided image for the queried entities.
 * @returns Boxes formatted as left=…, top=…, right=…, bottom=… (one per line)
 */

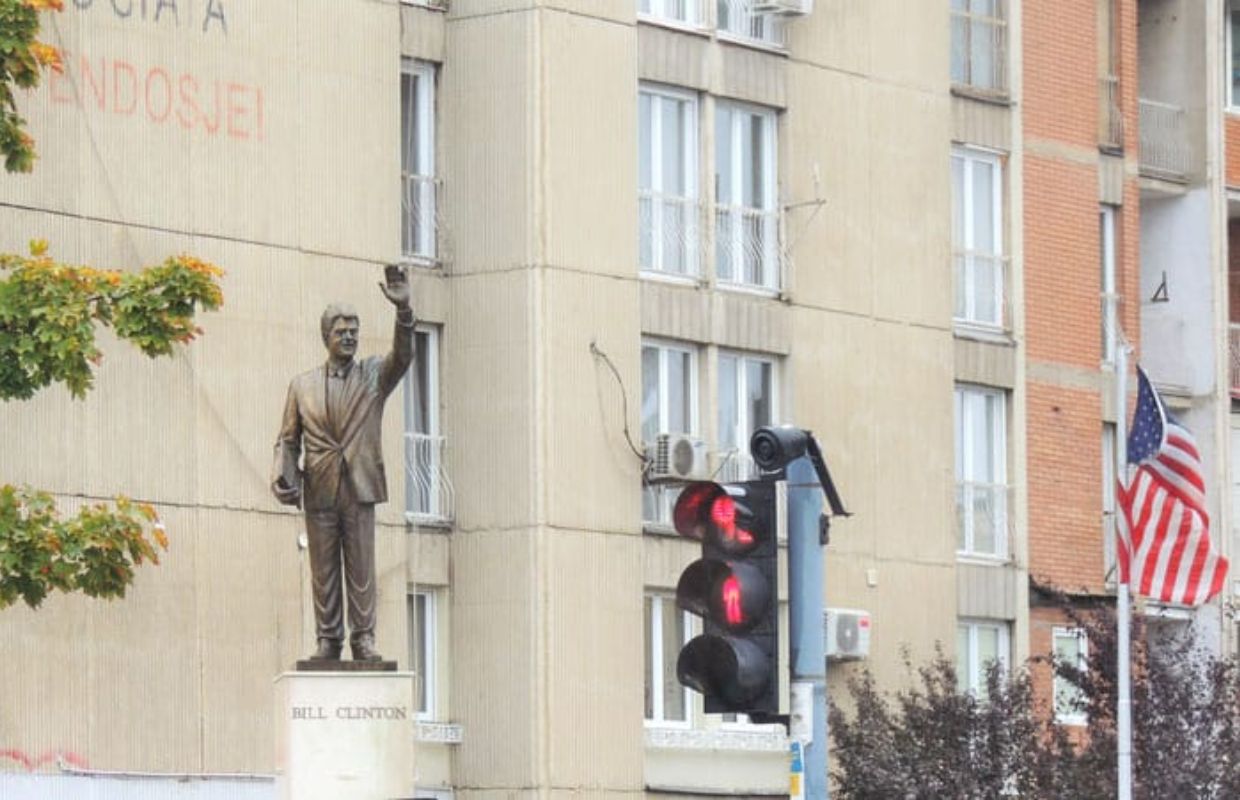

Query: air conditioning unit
left=646, top=433, right=709, bottom=482
left=824, top=608, right=871, bottom=661
left=752, top=0, right=814, bottom=16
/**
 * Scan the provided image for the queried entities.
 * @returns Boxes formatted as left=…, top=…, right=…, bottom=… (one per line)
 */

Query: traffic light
left=672, top=480, right=779, bottom=714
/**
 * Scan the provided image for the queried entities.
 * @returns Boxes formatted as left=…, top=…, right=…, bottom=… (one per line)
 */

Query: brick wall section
left=1023, top=155, right=1102, bottom=368
left=1026, top=383, right=1107, bottom=592
left=1021, top=0, right=1142, bottom=660
left=1023, top=0, right=1097, bottom=148
left=1225, top=115, right=1240, bottom=189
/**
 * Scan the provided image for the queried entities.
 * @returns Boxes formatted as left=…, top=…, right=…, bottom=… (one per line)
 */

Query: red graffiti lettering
left=81, top=55, right=107, bottom=110
left=227, top=82, right=248, bottom=139
left=176, top=73, right=199, bottom=129
left=0, top=748, right=90, bottom=772
left=145, top=67, right=172, bottom=123
left=112, top=60, right=138, bottom=115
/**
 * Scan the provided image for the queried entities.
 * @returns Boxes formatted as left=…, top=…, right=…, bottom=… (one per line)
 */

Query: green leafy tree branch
left=0, top=243, right=224, bottom=609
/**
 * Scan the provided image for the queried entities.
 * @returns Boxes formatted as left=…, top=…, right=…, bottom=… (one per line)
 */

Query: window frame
left=1229, top=0, right=1240, bottom=110
left=950, top=0, right=1008, bottom=94
left=404, top=325, right=448, bottom=524
left=714, top=100, right=780, bottom=293
left=408, top=588, right=437, bottom=721
left=1052, top=626, right=1089, bottom=726
left=644, top=593, right=693, bottom=727
left=401, top=58, right=437, bottom=263
left=954, top=383, right=1008, bottom=560
left=637, top=0, right=701, bottom=30
left=951, top=145, right=1006, bottom=331
left=717, top=350, right=779, bottom=465
left=956, top=618, right=1010, bottom=697
left=641, top=339, right=700, bottom=528
left=1100, top=205, right=1117, bottom=365
left=639, top=84, right=701, bottom=280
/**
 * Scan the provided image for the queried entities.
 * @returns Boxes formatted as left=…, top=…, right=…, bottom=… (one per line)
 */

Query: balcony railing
left=717, top=0, right=785, bottom=48
left=953, top=250, right=1010, bottom=332
left=711, top=450, right=759, bottom=483
left=405, top=433, right=454, bottom=525
left=1139, top=99, right=1191, bottom=181
left=401, top=173, right=440, bottom=262
left=715, top=204, right=781, bottom=291
left=1230, top=324, right=1240, bottom=399
left=639, top=0, right=701, bottom=26
left=640, top=192, right=701, bottom=277
left=1099, top=75, right=1123, bottom=150
left=950, top=3, right=1008, bottom=94
left=956, top=481, right=1009, bottom=559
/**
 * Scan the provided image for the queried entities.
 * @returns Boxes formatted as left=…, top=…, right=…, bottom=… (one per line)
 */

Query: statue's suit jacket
left=273, top=312, right=415, bottom=512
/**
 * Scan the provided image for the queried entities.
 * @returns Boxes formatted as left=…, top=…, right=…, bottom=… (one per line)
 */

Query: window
left=641, top=340, right=699, bottom=525
left=1098, top=0, right=1121, bottom=147
left=1100, top=206, right=1117, bottom=364
left=717, top=0, right=784, bottom=47
left=950, top=0, right=1007, bottom=93
left=955, top=385, right=1007, bottom=558
left=638, top=0, right=699, bottom=27
left=1231, top=2, right=1240, bottom=108
left=401, top=59, right=437, bottom=261
left=952, top=147, right=1005, bottom=330
left=639, top=86, right=699, bottom=278
left=1053, top=627, right=1088, bottom=725
left=956, top=619, right=1009, bottom=698
left=1103, top=423, right=1117, bottom=584
left=645, top=594, right=691, bottom=724
left=718, top=352, right=776, bottom=480
left=404, top=326, right=452, bottom=523
left=715, top=102, right=779, bottom=291
left=408, top=589, right=436, bottom=719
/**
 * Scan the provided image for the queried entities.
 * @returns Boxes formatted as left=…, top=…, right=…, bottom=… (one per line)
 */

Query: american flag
left=1117, top=367, right=1228, bottom=606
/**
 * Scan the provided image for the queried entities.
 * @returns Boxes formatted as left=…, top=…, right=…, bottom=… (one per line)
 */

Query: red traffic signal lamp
left=672, top=480, right=779, bottom=714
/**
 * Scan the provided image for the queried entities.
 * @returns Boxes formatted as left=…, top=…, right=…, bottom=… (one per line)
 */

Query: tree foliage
left=829, top=596, right=1240, bottom=799
left=0, top=0, right=63, bottom=173
left=0, top=243, right=223, bottom=610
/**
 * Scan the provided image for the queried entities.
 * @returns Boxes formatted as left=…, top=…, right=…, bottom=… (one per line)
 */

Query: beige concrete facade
left=0, top=1, right=969, bottom=796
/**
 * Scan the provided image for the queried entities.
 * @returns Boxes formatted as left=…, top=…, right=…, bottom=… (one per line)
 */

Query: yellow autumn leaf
left=28, top=239, right=48, bottom=257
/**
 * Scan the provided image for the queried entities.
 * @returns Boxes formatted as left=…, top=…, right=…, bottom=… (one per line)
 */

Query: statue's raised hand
left=380, top=264, right=411, bottom=309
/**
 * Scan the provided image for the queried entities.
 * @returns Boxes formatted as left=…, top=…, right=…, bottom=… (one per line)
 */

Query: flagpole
left=1114, top=337, right=1133, bottom=800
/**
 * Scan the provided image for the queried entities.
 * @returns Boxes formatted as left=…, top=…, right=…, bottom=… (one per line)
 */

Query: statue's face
left=326, top=318, right=359, bottom=361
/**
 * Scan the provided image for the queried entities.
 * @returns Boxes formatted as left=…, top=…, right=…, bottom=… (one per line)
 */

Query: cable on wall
left=589, top=341, right=647, bottom=464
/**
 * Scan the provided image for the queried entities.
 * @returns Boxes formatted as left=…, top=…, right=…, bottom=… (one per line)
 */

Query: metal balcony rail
left=1099, top=75, right=1124, bottom=149
left=717, top=0, right=785, bottom=48
left=950, top=3, right=1008, bottom=94
left=956, top=481, right=1010, bottom=558
left=404, top=433, right=455, bottom=524
left=1139, top=99, right=1191, bottom=181
left=953, top=250, right=1010, bottom=332
left=715, top=204, right=781, bottom=290
left=401, top=173, right=440, bottom=262
left=1230, top=324, right=1240, bottom=399
left=640, top=191, right=701, bottom=277
left=711, top=450, right=759, bottom=483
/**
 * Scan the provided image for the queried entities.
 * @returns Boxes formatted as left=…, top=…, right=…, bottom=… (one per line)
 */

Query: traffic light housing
left=672, top=480, right=779, bottom=714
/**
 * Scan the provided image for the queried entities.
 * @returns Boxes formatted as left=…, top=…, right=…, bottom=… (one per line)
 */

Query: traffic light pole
left=786, top=456, right=827, bottom=800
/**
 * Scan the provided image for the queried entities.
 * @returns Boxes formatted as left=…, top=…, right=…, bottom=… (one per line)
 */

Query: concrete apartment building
left=0, top=0, right=1235, bottom=798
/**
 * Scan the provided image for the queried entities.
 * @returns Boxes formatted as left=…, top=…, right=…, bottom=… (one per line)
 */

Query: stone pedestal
left=274, top=671, right=414, bottom=800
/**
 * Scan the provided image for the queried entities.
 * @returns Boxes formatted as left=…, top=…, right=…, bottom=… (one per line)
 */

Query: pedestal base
left=274, top=671, right=414, bottom=800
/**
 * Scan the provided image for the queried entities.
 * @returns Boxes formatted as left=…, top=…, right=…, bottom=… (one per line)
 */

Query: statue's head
left=320, top=303, right=360, bottom=362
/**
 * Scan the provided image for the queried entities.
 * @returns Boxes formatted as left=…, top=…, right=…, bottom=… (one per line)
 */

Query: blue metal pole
left=786, top=456, right=827, bottom=799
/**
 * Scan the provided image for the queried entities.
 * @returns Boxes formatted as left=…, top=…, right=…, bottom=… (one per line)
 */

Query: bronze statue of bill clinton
left=272, top=265, right=415, bottom=663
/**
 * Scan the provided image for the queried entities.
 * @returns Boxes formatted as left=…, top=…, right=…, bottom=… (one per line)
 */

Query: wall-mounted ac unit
left=824, top=608, right=871, bottom=661
left=752, top=0, right=814, bottom=16
left=646, top=433, right=709, bottom=482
